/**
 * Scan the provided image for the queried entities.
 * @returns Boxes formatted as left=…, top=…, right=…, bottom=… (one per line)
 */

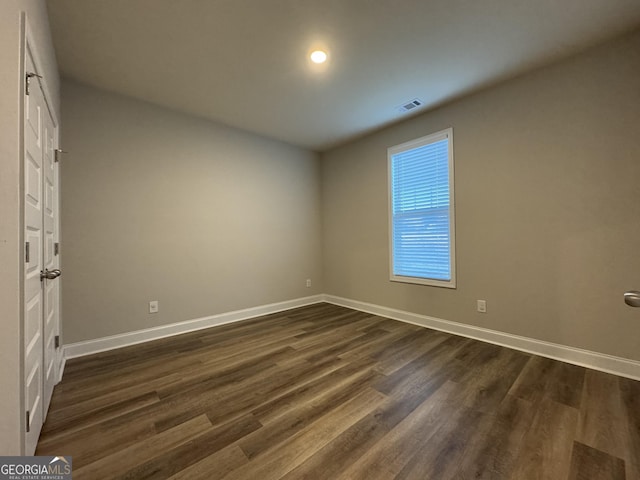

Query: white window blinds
left=389, top=128, right=455, bottom=287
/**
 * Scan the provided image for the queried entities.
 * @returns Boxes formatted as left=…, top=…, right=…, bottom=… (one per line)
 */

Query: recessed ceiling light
left=310, top=50, right=328, bottom=64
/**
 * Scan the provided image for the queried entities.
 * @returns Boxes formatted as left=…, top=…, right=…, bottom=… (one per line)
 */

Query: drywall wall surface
left=322, top=30, right=640, bottom=361
left=0, top=0, right=59, bottom=455
left=61, top=81, right=323, bottom=344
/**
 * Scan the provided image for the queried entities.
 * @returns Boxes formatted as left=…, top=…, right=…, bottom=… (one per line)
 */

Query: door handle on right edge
left=624, top=291, right=640, bottom=307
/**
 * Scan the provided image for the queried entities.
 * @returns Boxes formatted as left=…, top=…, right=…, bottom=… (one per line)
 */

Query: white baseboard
left=62, top=293, right=640, bottom=381
left=63, top=295, right=324, bottom=360
left=57, top=352, right=66, bottom=384
left=323, top=294, right=640, bottom=381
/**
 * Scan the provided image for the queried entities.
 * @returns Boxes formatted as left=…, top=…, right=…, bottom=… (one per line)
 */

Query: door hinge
left=55, top=335, right=60, bottom=349
left=25, top=72, right=42, bottom=96
left=25, top=242, right=30, bottom=263
left=54, top=242, right=60, bottom=256
left=54, top=149, right=67, bottom=163
left=26, top=410, right=30, bottom=433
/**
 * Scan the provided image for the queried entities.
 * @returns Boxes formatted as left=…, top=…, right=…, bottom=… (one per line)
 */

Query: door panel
left=42, top=103, right=59, bottom=412
left=24, top=44, right=44, bottom=455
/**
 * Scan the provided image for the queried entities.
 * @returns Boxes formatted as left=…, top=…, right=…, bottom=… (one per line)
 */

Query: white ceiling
left=47, top=0, right=640, bottom=151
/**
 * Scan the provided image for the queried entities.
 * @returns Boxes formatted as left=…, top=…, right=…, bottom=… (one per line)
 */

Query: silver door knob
left=40, top=268, right=61, bottom=281
left=624, top=291, right=640, bottom=307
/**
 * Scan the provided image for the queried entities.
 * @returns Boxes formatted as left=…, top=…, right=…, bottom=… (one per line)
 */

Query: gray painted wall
left=0, top=0, right=59, bottom=455
left=322, top=30, right=640, bottom=361
left=61, top=81, right=323, bottom=344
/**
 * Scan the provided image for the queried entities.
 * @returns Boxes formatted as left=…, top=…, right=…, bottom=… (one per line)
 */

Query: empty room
left=1, top=0, right=640, bottom=478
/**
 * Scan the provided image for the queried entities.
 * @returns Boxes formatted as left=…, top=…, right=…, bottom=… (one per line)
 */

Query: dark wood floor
left=37, top=303, right=639, bottom=479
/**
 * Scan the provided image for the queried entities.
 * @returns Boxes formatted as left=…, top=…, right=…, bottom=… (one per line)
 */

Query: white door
left=23, top=38, right=61, bottom=455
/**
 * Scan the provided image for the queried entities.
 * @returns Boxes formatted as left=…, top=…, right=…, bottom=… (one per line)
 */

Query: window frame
left=388, top=127, right=456, bottom=288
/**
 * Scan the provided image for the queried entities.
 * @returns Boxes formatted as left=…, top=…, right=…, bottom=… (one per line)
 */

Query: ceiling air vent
left=397, top=98, right=423, bottom=113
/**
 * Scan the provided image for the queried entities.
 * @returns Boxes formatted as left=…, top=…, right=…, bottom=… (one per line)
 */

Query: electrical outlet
left=149, top=300, right=159, bottom=314
left=477, top=300, right=487, bottom=313
left=306, top=279, right=312, bottom=288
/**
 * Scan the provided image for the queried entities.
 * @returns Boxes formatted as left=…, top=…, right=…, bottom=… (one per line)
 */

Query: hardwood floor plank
left=37, top=303, right=640, bottom=479
left=192, top=325, right=309, bottom=365
left=372, top=328, right=450, bottom=375
left=226, top=387, right=387, bottom=480
left=302, top=328, right=390, bottom=364
left=620, top=376, right=640, bottom=480
left=151, top=355, right=342, bottom=434
left=508, top=355, right=558, bottom=403
left=36, top=412, right=158, bottom=469
left=119, top=414, right=262, bottom=480
left=336, top=327, right=418, bottom=362
left=546, top=361, right=585, bottom=409
left=277, top=404, right=395, bottom=480
left=51, top=355, right=200, bottom=404
left=249, top=356, right=379, bottom=423
left=393, top=407, right=490, bottom=480
left=339, top=380, right=461, bottom=480
left=510, top=397, right=579, bottom=480
left=374, top=335, right=469, bottom=395
left=72, top=414, right=213, bottom=479
left=578, top=371, right=640, bottom=480
left=455, top=346, right=530, bottom=414
left=155, top=345, right=296, bottom=399
left=576, top=370, right=630, bottom=462
left=453, top=394, right=534, bottom=480
left=240, top=362, right=381, bottom=460
left=151, top=363, right=282, bottom=433
left=568, top=441, right=626, bottom=480
left=41, top=391, right=160, bottom=437
left=166, top=445, right=248, bottom=480
left=289, top=310, right=375, bottom=341
left=203, top=356, right=347, bottom=428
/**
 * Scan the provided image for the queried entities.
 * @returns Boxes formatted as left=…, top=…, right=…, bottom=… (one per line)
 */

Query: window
left=388, top=128, right=456, bottom=288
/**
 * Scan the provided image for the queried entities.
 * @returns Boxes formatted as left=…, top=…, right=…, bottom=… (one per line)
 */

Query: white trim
left=388, top=127, right=456, bottom=289
left=19, top=11, right=27, bottom=457
left=61, top=293, right=640, bottom=381
left=57, top=352, right=65, bottom=384
left=63, top=295, right=324, bottom=359
left=323, top=294, right=640, bottom=381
